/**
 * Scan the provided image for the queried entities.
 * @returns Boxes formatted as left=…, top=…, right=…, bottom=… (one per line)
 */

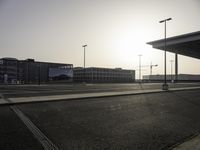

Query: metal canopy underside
left=147, top=31, right=200, bottom=59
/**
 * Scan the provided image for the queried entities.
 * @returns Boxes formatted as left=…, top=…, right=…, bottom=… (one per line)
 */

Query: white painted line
left=11, top=106, right=59, bottom=150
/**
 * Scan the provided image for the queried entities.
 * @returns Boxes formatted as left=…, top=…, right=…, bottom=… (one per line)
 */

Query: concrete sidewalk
left=172, top=133, right=200, bottom=150
left=0, top=86, right=200, bottom=105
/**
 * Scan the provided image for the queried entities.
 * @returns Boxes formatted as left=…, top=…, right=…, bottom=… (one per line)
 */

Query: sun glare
left=112, top=28, right=154, bottom=66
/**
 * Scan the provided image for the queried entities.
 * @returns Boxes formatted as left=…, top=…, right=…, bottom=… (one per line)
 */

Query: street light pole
left=150, top=62, right=158, bottom=76
left=82, top=44, right=87, bottom=82
left=159, top=18, right=172, bottom=90
left=138, top=54, right=142, bottom=83
left=83, top=45, right=87, bottom=69
left=170, top=60, right=174, bottom=82
left=38, top=62, right=41, bottom=85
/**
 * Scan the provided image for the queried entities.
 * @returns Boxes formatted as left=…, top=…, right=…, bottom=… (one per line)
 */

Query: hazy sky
left=0, top=0, right=200, bottom=78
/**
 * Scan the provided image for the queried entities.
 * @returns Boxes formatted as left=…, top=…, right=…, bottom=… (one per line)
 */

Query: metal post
left=170, top=60, right=174, bottom=82
left=164, top=21, right=167, bottom=86
left=150, top=63, right=158, bottom=76
left=27, top=63, right=29, bottom=84
left=138, top=54, right=142, bottom=83
left=82, top=44, right=87, bottom=83
left=84, top=47, right=85, bottom=69
left=159, top=18, right=172, bottom=90
left=175, top=53, right=178, bottom=82
left=38, top=63, right=41, bottom=85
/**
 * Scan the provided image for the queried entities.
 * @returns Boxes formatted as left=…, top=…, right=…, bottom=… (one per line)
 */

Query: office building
left=0, top=58, right=18, bottom=84
left=74, top=67, right=135, bottom=83
left=143, top=74, right=200, bottom=82
left=0, top=57, right=73, bottom=84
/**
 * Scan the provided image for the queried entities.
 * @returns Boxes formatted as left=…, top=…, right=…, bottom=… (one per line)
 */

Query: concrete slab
left=172, top=134, right=200, bottom=150
left=0, top=99, right=9, bottom=104
left=4, top=86, right=200, bottom=105
left=8, top=89, right=161, bottom=103
left=0, top=96, right=9, bottom=104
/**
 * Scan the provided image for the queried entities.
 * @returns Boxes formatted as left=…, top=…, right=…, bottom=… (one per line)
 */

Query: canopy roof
left=147, top=31, right=200, bottom=59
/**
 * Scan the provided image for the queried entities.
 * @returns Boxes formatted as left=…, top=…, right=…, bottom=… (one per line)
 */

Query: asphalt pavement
left=0, top=107, right=43, bottom=150
left=0, top=87, right=200, bottom=150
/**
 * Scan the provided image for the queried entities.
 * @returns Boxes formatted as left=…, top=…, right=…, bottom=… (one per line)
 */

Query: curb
left=163, top=132, right=200, bottom=150
left=0, top=89, right=164, bottom=106
left=0, top=87, right=200, bottom=106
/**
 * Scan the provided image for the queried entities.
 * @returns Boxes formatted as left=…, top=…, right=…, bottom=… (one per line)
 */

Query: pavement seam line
left=10, top=105, right=59, bottom=150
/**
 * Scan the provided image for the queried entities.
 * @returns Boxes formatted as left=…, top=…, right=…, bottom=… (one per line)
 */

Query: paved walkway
left=172, top=134, right=200, bottom=150
left=0, top=86, right=200, bottom=105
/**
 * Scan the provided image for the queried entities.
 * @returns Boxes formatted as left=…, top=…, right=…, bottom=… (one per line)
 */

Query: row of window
left=75, top=70, right=133, bottom=74
left=74, top=76, right=134, bottom=80
left=74, top=74, right=134, bottom=77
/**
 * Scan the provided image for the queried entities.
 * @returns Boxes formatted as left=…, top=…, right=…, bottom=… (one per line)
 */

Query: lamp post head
left=159, top=18, right=172, bottom=23
left=159, top=20, right=165, bottom=23
left=82, top=44, right=87, bottom=47
left=166, top=18, right=172, bottom=21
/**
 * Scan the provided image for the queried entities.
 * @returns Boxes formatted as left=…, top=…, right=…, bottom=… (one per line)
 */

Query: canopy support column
left=175, top=52, right=178, bottom=82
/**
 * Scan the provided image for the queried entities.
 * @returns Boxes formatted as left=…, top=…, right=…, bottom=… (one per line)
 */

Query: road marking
left=0, top=94, right=59, bottom=150
left=11, top=106, right=59, bottom=150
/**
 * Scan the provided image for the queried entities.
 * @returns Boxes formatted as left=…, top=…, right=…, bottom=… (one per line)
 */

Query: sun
left=113, top=31, right=152, bottom=60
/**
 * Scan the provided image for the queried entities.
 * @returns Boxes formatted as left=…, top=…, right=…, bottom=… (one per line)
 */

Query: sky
left=0, top=0, right=200, bottom=78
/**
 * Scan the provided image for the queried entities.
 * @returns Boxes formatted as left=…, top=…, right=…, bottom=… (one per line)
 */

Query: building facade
left=0, top=58, right=18, bottom=84
left=74, top=67, right=135, bottom=83
left=0, top=58, right=73, bottom=84
left=143, top=74, right=200, bottom=82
